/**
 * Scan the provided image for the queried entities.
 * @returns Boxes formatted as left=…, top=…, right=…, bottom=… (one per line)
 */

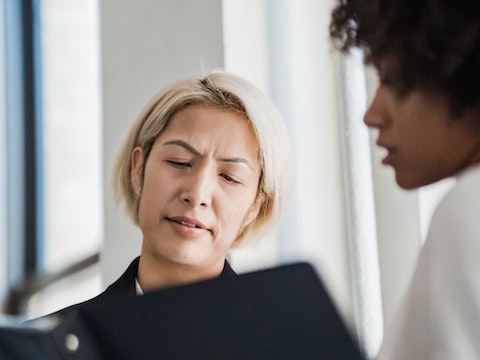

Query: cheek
left=138, top=174, right=170, bottom=217
left=221, top=195, right=258, bottom=229
left=137, top=189, right=155, bottom=225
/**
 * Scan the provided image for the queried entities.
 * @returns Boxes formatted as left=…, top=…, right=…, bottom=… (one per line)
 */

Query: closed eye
left=220, top=173, right=240, bottom=184
left=167, top=160, right=191, bottom=168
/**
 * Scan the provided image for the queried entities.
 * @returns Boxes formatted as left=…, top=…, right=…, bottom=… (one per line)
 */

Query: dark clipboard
left=0, top=262, right=366, bottom=359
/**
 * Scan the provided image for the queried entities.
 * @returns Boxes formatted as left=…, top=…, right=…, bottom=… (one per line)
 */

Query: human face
left=364, top=84, right=480, bottom=189
left=131, top=104, right=263, bottom=270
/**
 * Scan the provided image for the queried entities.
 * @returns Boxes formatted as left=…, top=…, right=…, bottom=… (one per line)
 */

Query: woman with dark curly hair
left=331, top=1, right=480, bottom=359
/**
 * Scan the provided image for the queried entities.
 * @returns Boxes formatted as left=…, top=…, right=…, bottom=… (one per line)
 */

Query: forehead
left=156, top=104, right=260, bottom=161
left=166, top=103, right=254, bottom=134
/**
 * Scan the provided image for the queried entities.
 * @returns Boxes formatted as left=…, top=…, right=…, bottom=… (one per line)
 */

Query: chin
left=395, top=174, right=424, bottom=190
left=395, top=173, right=441, bottom=190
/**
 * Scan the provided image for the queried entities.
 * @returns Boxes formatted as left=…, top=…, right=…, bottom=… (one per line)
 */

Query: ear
left=242, top=192, right=266, bottom=228
left=131, top=147, right=145, bottom=196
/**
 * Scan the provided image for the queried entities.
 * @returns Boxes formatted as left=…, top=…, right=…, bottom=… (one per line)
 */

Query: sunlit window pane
left=39, top=0, right=102, bottom=272
left=0, top=0, right=7, bottom=300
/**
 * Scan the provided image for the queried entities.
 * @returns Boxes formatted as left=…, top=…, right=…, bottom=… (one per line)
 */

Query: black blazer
left=50, top=256, right=237, bottom=320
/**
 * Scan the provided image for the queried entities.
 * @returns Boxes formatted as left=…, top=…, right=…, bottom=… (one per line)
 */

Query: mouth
left=381, top=147, right=397, bottom=165
left=376, top=141, right=397, bottom=165
left=166, top=216, right=205, bottom=229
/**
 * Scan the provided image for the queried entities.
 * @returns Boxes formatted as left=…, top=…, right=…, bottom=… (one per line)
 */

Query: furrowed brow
left=163, top=139, right=255, bottom=171
left=219, top=157, right=254, bottom=171
left=162, top=140, right=200, bottom=155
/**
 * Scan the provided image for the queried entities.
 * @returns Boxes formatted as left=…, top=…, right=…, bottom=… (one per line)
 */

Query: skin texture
left=131, top=104, right=264, bottom=291
left=364, top=84, right=480, bottom=189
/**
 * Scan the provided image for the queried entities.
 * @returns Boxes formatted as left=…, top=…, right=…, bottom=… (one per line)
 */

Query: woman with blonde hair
left=54, top=70, right=291, bottom=314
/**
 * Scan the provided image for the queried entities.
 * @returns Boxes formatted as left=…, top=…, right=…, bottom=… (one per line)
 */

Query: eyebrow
left=162, top=139, right=254, bottom=170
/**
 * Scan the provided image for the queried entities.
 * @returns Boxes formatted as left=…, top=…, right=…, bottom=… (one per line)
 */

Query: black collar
left=105, top=256, right=237, bottom=297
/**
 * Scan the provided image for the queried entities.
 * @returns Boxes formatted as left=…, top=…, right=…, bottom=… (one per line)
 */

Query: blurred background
left=0, top=0, right=455, bottom=357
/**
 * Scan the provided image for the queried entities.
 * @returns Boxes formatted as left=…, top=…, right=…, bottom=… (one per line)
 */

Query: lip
left=381, top=150, right=395, bottom=165
left=376, top=141, right=397, bottom=165
left=167, top=216, right=206, bottom=228
left=166, top=216, right=211, bottom=237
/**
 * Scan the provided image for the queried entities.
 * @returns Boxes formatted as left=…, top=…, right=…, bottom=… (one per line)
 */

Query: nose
left=180, top=165, right=213, bottom=208
left=364, top=85, right=387, bottom=129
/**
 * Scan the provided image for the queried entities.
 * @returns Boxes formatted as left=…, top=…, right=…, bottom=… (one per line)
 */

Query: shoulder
left=103, top=257, right=140, bottom=295
left=38, top=257, right=140, bottom=322
left=440, top=164, right=480, bottom=208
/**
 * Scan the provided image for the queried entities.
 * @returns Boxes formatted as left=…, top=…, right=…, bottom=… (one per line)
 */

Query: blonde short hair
left=113, top=71, right=291, bottom=246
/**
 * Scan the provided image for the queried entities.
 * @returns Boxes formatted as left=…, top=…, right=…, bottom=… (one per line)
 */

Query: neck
left=136, top=251, right=225, bottom=293
left=464, top=139, right=480, bottom=169
left=455, top=131, right=480, bottom=175
left=470, top=145, right=480, bottom=166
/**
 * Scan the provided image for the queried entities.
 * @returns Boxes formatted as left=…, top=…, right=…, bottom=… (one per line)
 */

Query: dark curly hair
left=330, top=0, right=480, bottom=118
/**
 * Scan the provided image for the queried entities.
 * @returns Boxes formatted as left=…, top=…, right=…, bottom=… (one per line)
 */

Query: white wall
left=264, top=0, right=353, bottom=324
left=100, top=0, right=225, bottom=285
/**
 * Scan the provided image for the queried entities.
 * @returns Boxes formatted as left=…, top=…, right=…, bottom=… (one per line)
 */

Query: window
left=1, top=0, right=28, bottom=311
left=0, top=0, right=103, bottom=318
left=25, top=0, right=103, bottom=317
left=38, top=0, right=102, bottom=273
left=0, top=0, right=8, bottom=304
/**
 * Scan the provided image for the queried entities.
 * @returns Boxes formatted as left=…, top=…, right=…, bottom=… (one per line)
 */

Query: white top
left=377, top=164, right=480, bottom=360
left=135, top=278, right=144, bottom=295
